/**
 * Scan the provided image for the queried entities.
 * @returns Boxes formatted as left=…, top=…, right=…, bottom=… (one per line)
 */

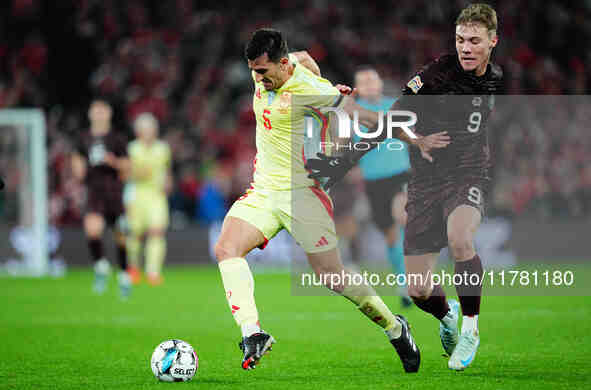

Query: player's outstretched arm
left=290, top=51, right=321, bottom=76
left=341, top=94, right=381, bottom=131
left=344, top=96, right=450, bottom=160
left=305, top=96, right=450, bottom=189
left=305, top=96, right=389, bottom=189
left=306, top=152, right=355, bottom=190
left=413, top=131, right=451, bottom=163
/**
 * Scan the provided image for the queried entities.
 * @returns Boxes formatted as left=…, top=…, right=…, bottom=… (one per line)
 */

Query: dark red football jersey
left=397, top=54, right=504, bottom=184
left=76, top=129, right=128, bottom=191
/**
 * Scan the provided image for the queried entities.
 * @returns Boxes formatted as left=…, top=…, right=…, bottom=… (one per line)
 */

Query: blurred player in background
left=353, top=66, right=412, bottom=308
left=126, top=113, right=171, bottom=286
left=214, top=28, right=419, bottom=373
left=306, top=3, right=502, bottom=371
left=71, top=99, right=131, bottom=297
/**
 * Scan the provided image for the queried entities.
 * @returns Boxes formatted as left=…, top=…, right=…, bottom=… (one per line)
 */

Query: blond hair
left=456, top=3, right=498, bottom=36
left=134, top=112, right=159, bottom=131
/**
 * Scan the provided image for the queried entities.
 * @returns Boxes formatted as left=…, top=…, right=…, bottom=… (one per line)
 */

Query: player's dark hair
left=244, top=28, right=288, bottom=63
left=456, top=3, right=498, bottom=35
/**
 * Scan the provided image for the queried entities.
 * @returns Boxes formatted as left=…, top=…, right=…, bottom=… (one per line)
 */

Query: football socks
left=454, top=254, right=483, bottom=317
left=145, top=235, right=166, bottom=276
left=343, top=282, right=402, bottom=338
left=218, top=257, right=260, bottom=330
left=411, top=284, right=450, bottom=320
left=126, top=235, right=141, bottom=269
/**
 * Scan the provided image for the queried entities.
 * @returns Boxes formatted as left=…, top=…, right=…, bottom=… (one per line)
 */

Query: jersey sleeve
left=396, top=60, right=442, bottom=129
left=401, top=56, right=445, bottom=97
left=301, top=82, right=345, bottom=111
left=300, top=81, right=344, bottom=150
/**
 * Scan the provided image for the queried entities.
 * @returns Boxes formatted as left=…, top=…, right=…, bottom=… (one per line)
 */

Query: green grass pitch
left=1, top=266, right=590, bottom=389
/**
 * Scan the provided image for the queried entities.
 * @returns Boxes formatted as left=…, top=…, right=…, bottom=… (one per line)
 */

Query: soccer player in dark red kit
left=306, top=3, right=503, bottom=371
left=72, top=99, right=131, bottom=298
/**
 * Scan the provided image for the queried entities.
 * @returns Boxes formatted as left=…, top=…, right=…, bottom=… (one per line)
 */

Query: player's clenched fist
left=305, top=152, right=355, bottom=190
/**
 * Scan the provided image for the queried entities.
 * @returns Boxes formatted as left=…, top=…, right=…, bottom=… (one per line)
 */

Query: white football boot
left=93, top=258, right=111, bottom=294
left=440, top=299, right=460, bottom=356
left=448, top=328, right=480, bottom=371
left=118, top=270, right=132, bottom=299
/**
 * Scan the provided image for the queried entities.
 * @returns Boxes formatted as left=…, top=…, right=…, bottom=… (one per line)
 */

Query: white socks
left=218, top=257, right=260, bottom=335
left=240, top=323, right=261, bottom=338
left=385, top=323, right=403, bottom=340
left=461, top=315, right=479, bottom=334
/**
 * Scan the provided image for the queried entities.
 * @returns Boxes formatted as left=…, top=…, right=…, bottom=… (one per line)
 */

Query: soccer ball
left=150, top=339, right=198, bottom=382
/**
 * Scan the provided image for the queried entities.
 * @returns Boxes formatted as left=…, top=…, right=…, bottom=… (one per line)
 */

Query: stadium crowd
left=0, top=0, right=590, bottom=226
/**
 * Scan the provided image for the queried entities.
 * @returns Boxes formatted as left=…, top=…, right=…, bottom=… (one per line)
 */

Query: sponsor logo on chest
left=278, top=91, right=292, bottom=114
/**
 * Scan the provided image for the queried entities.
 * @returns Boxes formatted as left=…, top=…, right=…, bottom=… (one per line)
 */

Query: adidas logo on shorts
left=315, top=236, right=329, bottom=247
